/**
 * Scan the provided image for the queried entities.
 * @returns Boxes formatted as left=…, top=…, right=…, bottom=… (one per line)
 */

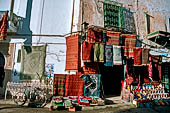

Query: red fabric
left=122, top=34, right=137, bottom=47
left=83, top=62, right=98, bottom=74
left=124, top=47, right=134, bottom=58
left=134, top=48, right=141, bottom=65
left=53, top=74, right=66, bottom=96
left=106, top=31, right=120, bottom=45
left=86, top=30, right=102, bottom=43
left=0, top=11, right=8, bottom=40
left=148, top=62, right=153, bottom=79
left=65, top=33, right=80, bottom=71
left=65, top=74, right=84, bottom=96
left=82, top=41, right=94, bottom=61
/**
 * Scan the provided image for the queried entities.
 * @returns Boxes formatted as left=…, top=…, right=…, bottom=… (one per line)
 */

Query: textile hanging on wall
left=65, top=33, right=81, bottom=71
left=106, top=31, right=120, bottom=46
left=124, top=47, right=134, bottom=58
left=0, top=11, right=8, bottom=40
left=122, top=8, right=136, bottom=33
left=82, top=41, right=94, bottom=62
left=81, top=74, right=101, bottom=97
left=94, top=43, right=104, bottom=62
left=134, top=48, right=141, bottom=65
left=53, top=74, right=66, bottom=96
left=148, top=60, right=153, bottom=80
left=104, top=45, right=113, bottom=66
left=86, top=30, right=102, bottom=43
left=122, top=34, right=137, bottom=47
left=65, top=74, right=84, bottom=96
left=142, top=49, right=150, bottom=64
left=20, top=45, right=46, bottom=80
left=122, top=34, right=136, bottom=58
left=163, top=64, right=169, bottom=93
left=113, top=45, right=122, bottom=65
left=83, top=62, right=99, bottom=74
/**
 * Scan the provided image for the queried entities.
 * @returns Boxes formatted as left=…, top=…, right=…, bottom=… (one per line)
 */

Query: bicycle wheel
left=33, top=92, right=47, bottom=108
left=13, top=91, right=27, bottom=106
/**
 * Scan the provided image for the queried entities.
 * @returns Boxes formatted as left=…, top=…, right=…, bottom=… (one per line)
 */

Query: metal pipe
left=70, top=0, right=75, bottom=34
left=10, top=0, right=15, bottom=21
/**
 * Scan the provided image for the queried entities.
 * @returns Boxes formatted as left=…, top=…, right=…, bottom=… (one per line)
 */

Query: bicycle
left=13, top=86, right=47, bottom=108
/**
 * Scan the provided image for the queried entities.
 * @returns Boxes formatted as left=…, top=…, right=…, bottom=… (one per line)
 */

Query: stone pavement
left=0, top=95, right=135, bottom=110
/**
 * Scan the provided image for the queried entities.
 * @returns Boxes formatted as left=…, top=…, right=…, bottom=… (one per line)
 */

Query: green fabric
left=20, top=45, right=46, bottom=80
left=94, top=43, right=104, bottom=62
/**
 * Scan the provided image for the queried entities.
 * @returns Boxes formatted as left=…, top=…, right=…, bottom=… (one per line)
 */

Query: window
left=104, top=3, right=121, bottom=28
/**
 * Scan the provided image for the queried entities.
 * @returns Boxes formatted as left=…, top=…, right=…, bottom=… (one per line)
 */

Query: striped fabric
left=106, top=31, right=120, bottom=46
left=122, top=34, right=137, bottom=47
left=65, top=33, right=80, bottom=71
left=124, top=47, right=134, bottom=58
left=0, top=11, right=8, bottom=40
left=134, top=48, right=141, bottom=65
left=122, top=34, right=136, bottom=58
left=65, top=74, right=84, bottom=96
left=53, top=74, right=66, bottom=96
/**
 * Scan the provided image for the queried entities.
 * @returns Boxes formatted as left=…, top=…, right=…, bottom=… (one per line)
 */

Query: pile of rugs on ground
left=121, top=82, right=170, bottom=108
left=49, top=96, right=105, bottom=111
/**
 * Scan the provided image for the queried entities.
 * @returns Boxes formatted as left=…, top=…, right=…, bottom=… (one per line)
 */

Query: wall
left=0, top=0, right=74, bottom=84
left=73, top=0, right=170, bottom=40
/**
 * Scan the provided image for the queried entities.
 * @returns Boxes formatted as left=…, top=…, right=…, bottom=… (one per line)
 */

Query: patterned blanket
left=104, top=45, right=113, bottom=66
left=20, top=45, right=46, bottom=80
left=81, top=74, right=101, bottom=97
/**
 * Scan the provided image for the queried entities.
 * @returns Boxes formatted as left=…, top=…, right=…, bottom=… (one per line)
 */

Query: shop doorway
left=99, top=64, right=124, bottom=96
left=0, top=52, right=5, bottom=87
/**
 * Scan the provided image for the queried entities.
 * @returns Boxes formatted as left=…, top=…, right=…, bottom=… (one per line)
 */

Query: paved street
left=1, top=102, right=170, bottom=113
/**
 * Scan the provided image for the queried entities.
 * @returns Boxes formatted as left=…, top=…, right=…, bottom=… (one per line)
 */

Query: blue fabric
left=81, top=74, right=101, bottom=97
left=104, top=45, right=113, bottom=66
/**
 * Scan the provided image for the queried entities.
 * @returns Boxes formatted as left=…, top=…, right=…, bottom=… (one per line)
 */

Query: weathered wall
left=73, top=0, right=170, bottom=40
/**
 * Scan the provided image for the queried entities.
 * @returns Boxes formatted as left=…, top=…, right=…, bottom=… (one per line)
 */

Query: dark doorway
left=0, top=52, right=5, bottom=87
left=99, top=64, right=124, bottom=96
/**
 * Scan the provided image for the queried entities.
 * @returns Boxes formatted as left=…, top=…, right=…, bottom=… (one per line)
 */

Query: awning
left=147, top=31, right=170, bottom=48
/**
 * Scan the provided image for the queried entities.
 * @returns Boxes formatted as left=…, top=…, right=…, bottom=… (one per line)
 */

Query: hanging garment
left=53, top=74, right=66, bottom=96
left=113, top=45, right=122, bottom=65
left=82, top=41, right=94, bottom=62
left=65, top=33, right=81, bottom=71
left=134, top=48, right=141, bottom=65
left=106, top=31, right=120, bottom=46
left=81, top=74, right=101, bottom=97
left=142, top=49, right=150, bottom=64
left=20, top=45, right=46, bottom=80
left=65, top=74, right=84, bottom=96
left=104, top=45, right=113, bottom=66
left=0, top=11, right=8, bottom=40
left=94, top=43, right=104, bottom=62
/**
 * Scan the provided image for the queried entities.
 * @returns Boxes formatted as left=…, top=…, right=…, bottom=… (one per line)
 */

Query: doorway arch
left=0, top=52, right=5, bottom=87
